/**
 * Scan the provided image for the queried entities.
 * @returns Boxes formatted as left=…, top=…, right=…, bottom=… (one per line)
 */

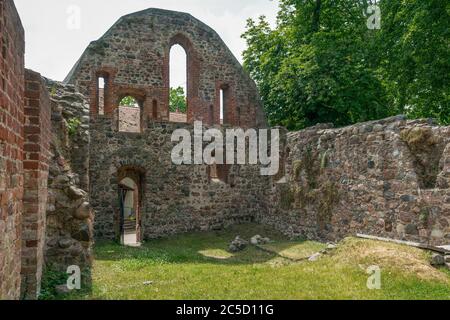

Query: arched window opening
left=220, top=85, right=230, bottom=125
left=118, top=96, right=141, bottom=133
left=169, top=44, right=187, bottom=123
left=97, top=76, right=106, bottom=115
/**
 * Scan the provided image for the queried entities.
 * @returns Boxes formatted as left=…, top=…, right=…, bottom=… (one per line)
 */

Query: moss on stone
left=320, top=150, right=330, bottom=170
left=400, top=127, right=445, bottom=189
left=87, top=41, right=106, bottom=57
left=293, top=160, right=302, bottom=180
left=419, top=207, right=431, bottom=227
left=317, top=181, right=340, bottom=227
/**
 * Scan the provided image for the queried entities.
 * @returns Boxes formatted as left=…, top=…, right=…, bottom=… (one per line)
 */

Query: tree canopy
left=242, top=0, right=450, bottom=130
left=169, top=87, right=187, bottom=113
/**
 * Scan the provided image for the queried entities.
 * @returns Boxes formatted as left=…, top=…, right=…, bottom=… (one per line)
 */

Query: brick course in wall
left=0, top=0, right=25, bottom=300
left=63, top=8, right=270, bottom=241
left=20, top=69, right=51, bottom=300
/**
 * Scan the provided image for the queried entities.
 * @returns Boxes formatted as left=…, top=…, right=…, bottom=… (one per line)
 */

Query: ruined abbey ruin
left=1, top=0, right=449, bottom=299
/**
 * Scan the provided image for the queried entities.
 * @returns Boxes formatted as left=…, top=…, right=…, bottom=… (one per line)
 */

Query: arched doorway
left=118, top=168, right=144, bottom=246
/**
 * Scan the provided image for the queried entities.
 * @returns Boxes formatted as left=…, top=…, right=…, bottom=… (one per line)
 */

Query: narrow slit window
left=98, top=77, right=105, bottom=115
left=220, top=85, right=230, bottom=125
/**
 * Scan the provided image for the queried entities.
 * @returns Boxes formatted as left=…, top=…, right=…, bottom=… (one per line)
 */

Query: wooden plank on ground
left=356, top=234, right=450, bottom=254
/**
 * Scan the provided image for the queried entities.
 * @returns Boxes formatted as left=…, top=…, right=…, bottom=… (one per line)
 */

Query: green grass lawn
left=49, top=224, right=450, bottom=300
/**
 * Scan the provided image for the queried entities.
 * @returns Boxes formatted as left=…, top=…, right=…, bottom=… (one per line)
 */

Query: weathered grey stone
left=431, top=254, right=445, bottom=266
left=431, top=229, right=444, bottom=239
left=405, top=224, right=419, bottom=235
left=42, top=79, right=94, bottom=279
left=71, top=225, right=91, bottom=242
left=250, top=235, right=271, bottom=245
left=54, top=175, right=70, bottom=185
left=400, top=195, right=415, bottom=202
left=58, top=238, right=73, bottom=249
left=73, top=202, right=92, bottom=220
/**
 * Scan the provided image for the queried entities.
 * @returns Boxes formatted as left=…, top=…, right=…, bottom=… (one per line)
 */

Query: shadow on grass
left=93, top=223, right=321, bottom=266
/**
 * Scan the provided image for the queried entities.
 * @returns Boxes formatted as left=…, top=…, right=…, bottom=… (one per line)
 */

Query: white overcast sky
left=14, top=0, right=279, bottom=86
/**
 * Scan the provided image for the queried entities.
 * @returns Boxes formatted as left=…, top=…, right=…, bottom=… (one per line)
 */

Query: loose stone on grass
left=229, top=236, right=249, bottom=253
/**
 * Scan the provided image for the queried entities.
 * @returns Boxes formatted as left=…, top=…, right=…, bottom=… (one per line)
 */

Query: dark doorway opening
left=118, top=175, right=142, bottom=246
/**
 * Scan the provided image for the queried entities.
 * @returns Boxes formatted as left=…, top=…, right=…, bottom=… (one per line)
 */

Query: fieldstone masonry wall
left=0, top=0, right=24, bottom=300
left=90, top=118, right=268, bottom=240
left=262, top=117, right=450, bottom=246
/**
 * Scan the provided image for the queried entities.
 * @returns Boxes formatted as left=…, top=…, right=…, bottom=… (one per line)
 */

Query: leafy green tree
left=170, top=87, right=187, bottom=113
left=120, top=96, right=139, bottom=107
left=242, top=0, right=449, bottom=130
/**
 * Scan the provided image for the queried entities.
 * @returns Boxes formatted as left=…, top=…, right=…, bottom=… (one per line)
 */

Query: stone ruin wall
left=0, top=0, right=25, bottom=299
left=262, top=116, right=450, bottom=246
left=64, top=8, right=271, bottom=241
left=1, top=1, right=450, bottom=300
left=90, top=118, right=269, bottom=240
left=64, top=8, right=267, bottom=129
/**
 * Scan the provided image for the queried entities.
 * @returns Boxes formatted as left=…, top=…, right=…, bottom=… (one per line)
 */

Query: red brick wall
left=21, top=69, right=51, bottom=299
left=0, top=0, right=25, bottom=300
